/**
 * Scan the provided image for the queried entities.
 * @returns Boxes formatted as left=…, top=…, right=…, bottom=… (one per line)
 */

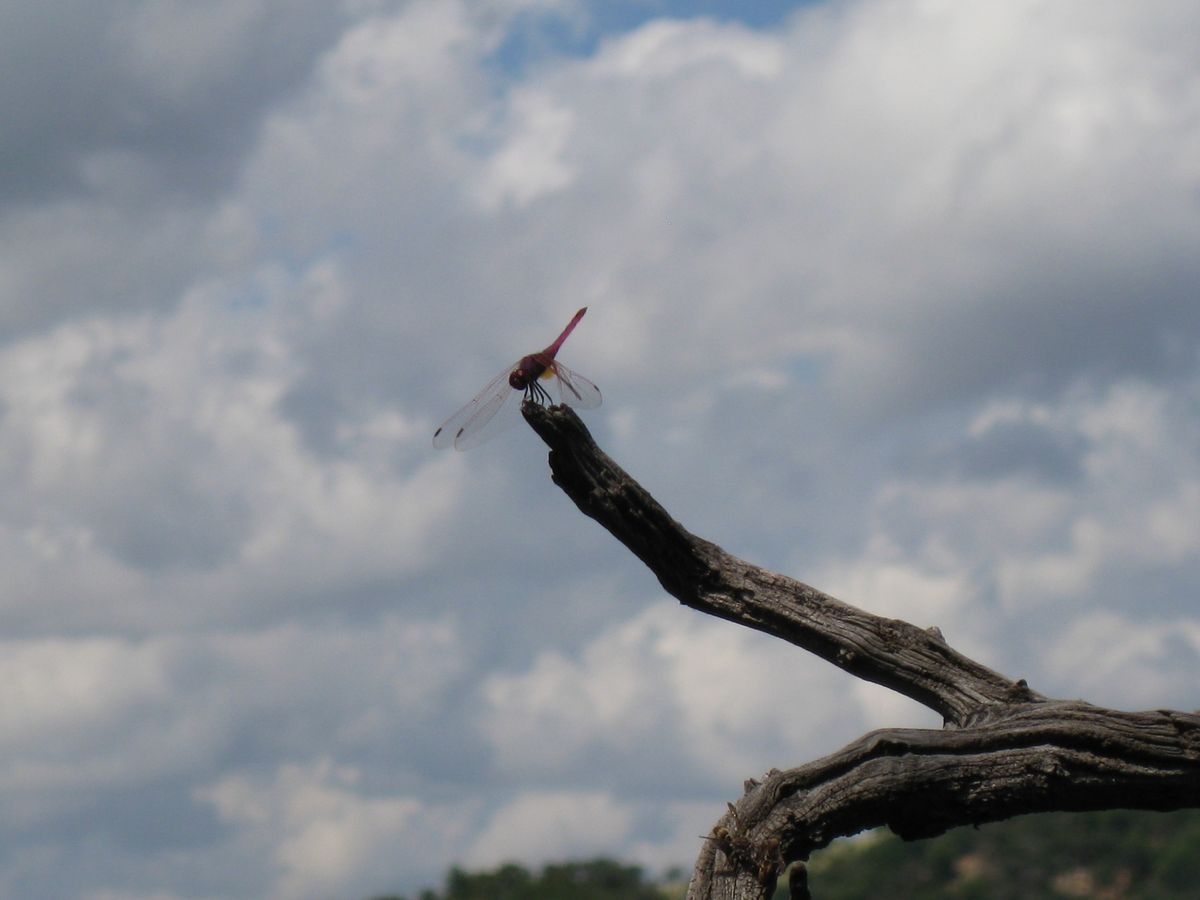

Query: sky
left=1, top=0, right=1199, bottom=897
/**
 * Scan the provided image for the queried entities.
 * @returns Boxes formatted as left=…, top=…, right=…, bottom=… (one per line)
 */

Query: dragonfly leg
left=527, top=381, right=551, bottom=405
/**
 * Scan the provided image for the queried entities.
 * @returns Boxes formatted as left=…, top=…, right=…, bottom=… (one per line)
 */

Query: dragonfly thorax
left=508, top=354, right=548, bottom=390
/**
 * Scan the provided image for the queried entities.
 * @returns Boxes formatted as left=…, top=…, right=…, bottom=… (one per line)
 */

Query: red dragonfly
left=433, top=307, right=602, bottom=450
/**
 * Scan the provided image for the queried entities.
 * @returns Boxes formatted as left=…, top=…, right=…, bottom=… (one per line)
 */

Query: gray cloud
left=940, top=417, right=1088, bottom=484
left=1, top=2, right=1199, bottom=897
left=0, top=1, right=349, bottom=341
left=0, top=0, right=347, bottom=206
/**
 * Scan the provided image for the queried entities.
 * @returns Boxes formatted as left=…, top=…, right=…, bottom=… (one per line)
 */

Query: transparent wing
left=544, top=360, right=602, bottom=409
left=451, top=386, right=524, bottom=450
left=432, top=363, right=521, bottom=450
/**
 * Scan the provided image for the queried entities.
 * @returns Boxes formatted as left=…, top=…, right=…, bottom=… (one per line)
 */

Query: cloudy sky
left=2, top=0, right=1199, bottom=897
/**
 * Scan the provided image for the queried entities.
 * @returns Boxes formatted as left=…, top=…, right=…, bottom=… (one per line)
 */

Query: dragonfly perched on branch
left=433, top=307, right=602, bottom=450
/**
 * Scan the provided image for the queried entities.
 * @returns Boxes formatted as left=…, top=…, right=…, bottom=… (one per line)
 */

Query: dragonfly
left=433, top=307, right=602, bottom=450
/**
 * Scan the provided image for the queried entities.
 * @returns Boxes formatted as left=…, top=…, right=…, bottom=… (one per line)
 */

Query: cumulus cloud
left=0, top=616, right=468, bottom=897
left=0, top=616, right=464, bottom=791
left=0, top=277, right=459, bottom=633
left=464, top=790, right=635, bottom=869
left=474, top=600, right=940, bottom=872
left=0, top=0, right=348, bottom=341
left=196, top=758, right=468, bottom=900
left=481, top=602, right=921, bottom=788
left=811, top=374, right=1200, bottom=705
left=1, top=1, right=1198, bottom=896
left=1042, top=612, right=1200, bottom=710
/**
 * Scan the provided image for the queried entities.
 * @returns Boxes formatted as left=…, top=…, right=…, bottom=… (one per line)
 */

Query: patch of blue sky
left=252, top=212, right=361, bottom=281
left=323, top=228, right=361, bottom=257
left=488, top=0, right=821, bottom=76
left=226, top=285, right=269, bottom=312
left=789, top=354, right=825, bottom=383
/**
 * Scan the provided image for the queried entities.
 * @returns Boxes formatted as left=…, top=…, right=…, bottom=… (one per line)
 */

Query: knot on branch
left=709, top=804, right=786, bottom=888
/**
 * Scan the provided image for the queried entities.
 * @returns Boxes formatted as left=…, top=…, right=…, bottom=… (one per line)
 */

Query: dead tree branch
left=521, top=402, right=1200, bottom=900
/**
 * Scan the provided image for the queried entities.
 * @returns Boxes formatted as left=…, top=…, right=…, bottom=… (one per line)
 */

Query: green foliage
left=383, top=857, right=668, bottom=900
left=781, top=808, right=1200, bottom=900
left=378, top=809, right=1200, bottom=900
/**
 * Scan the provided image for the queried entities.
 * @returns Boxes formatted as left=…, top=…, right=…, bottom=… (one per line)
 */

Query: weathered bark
left=521, top=402, right=1200, bottom=900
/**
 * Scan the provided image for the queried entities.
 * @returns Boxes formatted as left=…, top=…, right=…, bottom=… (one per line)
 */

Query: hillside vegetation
left=379, top=808, right=1200, bottom=900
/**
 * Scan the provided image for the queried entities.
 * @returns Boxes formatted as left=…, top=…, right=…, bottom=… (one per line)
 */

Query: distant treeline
left=376, top=807, right=1200, bottom=900
left=372, top=857, right=671, bottom=900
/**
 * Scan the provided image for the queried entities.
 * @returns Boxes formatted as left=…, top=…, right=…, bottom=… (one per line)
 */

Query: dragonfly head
left=508, top=367, right=529, bottom=390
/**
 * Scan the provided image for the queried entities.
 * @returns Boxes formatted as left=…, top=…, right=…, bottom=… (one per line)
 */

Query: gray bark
left=521, top=402, right=1200, bottom=900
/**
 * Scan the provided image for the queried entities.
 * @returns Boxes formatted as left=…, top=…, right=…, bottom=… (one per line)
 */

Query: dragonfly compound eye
left=508, top=368, right=526, bottom=389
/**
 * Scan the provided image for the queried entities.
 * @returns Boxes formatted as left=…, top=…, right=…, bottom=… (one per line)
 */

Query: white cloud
left=0, top=637, right=169, bottom=771
left=1041, top=612, right=1200, bottom=709
left=2, top=0, right=1199, bottom=896
left=0, top=276, right=460, bottom=626
left=0, top=616, right=465, bottom=829
left=814, top=374, right=1200, bottom=706
left=465, top=790, right=634, bottom=869
left=481, top=602, right=894, bottom=786
left=197, top=757, right=474, bottom=900
left=852, top=681, right=941, bottom=732
left=994, top=382, right=1200, bottom=607
left=593, top=17, right=784, bottom=80
left=471, top=89, right=577, bottom=211
left=479, top=605, right=680, bottom=772
left=819, top=556, right=977, bottom=626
